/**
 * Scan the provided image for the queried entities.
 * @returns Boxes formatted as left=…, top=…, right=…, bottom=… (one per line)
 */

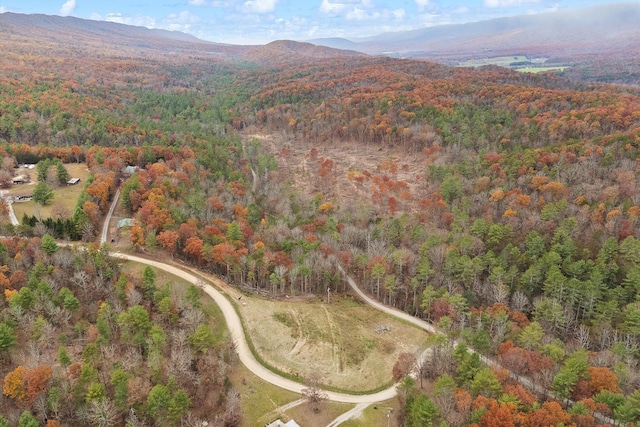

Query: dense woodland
left=0, top=238, right=236, bottom=426
left=1, top=18, right=640, bottom=426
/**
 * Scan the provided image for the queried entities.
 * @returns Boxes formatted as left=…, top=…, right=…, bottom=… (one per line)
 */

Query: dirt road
left=102, top=189, right=615, bottom=425
left=111, top=252, right=398, bottom=405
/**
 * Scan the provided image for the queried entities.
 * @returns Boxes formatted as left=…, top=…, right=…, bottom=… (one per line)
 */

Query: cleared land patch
left=461, top=55, right=530, bottom=67
left=228, top=362, right=301, bottom=426
left=517, top=66, right=567, bottom=73
left=239, top=294, right=429, bottom=392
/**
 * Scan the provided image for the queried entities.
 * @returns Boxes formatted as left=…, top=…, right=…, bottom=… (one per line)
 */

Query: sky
left=0, top=0, right=631, bottom=45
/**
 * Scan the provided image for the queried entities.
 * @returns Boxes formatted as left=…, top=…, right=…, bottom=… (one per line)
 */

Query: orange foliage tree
left=3, top=365, right=52, bottom=405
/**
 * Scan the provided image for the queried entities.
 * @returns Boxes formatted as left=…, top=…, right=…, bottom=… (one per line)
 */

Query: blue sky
left=0, top=0, right=630, bottom=44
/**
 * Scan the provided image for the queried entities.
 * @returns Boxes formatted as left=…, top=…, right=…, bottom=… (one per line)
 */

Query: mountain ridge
left=2, top=4, right=639, bottom=83
left=308, top=2, right=640, bottom=63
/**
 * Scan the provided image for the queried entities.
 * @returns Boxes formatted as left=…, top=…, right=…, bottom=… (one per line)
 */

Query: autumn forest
left=0, top=11, right=640, bottom=427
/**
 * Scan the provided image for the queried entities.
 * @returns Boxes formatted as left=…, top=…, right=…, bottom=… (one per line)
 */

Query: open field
left=228, top=363, right=306, bottom=427
left=517, top=66, right=567, bottom=73
left=8, top=163, right=90, bottom=222
left=460, top=55, right=529, bottom=67
left=340, top=399, right=400, bottom=427
left=229, top=363, right=364, bottom=427
left=287, top=399, right=355, bottom=427
left=238, top=293, right=430, bottom=392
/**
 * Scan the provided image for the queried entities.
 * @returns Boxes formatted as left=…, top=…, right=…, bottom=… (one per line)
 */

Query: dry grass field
left=238, top=294, right=430, bottom=392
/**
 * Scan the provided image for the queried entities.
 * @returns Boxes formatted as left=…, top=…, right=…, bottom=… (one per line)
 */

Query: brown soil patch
left=247, top=132, right=427, bottom=212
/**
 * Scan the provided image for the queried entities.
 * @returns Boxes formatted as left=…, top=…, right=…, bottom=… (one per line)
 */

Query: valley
left=1, top=4, right=640, bottom=426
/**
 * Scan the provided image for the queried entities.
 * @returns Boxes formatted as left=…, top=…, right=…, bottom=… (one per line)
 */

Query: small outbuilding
left=265, top=420, right=301, bottom=427
left=117, top=218, right=135, bottom=229
left=67, top=178, right=81, bottom=185
left=12, top=175, right=29, bottom=185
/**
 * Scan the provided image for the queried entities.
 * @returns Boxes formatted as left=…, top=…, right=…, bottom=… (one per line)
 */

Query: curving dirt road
left=101, top=189, right=616, bottom=426
left=110, top=252, right=398, bottom=405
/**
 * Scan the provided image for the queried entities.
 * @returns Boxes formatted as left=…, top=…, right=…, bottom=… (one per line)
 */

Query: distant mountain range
left=1, top=3, right=639, bottom=77
left=309, top=2, right=640, bottom=65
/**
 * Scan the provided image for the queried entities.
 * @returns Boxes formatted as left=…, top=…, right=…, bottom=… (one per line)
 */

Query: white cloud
left=319, top=0, right=402, bottom=23
left=59, top=0, right=76, bottom=16
left=166, top=10, right=201, bottom=24
left=414, top=0, right=429, bottom=12
left=242, top=0, right=278, bottom=14
left=320, top=0, right=346, bottom=14
left=392, top=9, right=406, bottom=20
left=346, top=7, right=369, bottom=20
left=164, top=10, right=201, bottom=32
left=188, top=0, right=208, bottom=5
left=483, top=0, right=540, bottom=8
left=102, top=12, right=157, bottom=28
left=307, top=25, right=319, bottom=37
left=452, top=6, right=470, bottom=14
left=320, top=0, right=368, bottom=15
left=0, top=7, right=7, bottom=13
left=343, top=4, right=405, bottom=22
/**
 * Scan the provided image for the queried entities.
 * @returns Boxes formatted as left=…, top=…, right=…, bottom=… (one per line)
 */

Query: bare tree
left=301, top=373, right=328, bottom=412
left=223, top=388, right=243, bottom=427
left=415, top=355, right=428, bottom=389
left=125, top=286, right=143, bottom=307
left=575, top=324, right=591, bottom=349
left=179, top=309, right=204, bottom=334
left=392, top=352, right=417, bottom=382
left=82, top=222, right=96, bottom=242
left=491, top=282, right=510, bottom=305
left=51, top=203, right=71, bottom=221
left=87, top=399, right=119, bottom=427
left=73, top=270, right=91, bottom=299
left=510, top=290, right=530, bottom=313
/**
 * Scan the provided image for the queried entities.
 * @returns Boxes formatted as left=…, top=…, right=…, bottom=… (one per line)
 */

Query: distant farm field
left=461, top=55, right=529, bottom=67
left=8, top=163, right=90, bottom=222
left=517, top=66, right=568, bottom=73
left=238, top=294, right=430, bottom=392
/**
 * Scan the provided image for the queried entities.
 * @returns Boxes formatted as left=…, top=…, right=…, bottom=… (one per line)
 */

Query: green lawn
left=9, top=163, right=90, bottom=222
left=461, top=55, right=529, bottom=67
left=340, top=400, right=400, bottom=427
left=516, top=66, right=567, bottom=73
left=228, top=363, right=301, bottom=427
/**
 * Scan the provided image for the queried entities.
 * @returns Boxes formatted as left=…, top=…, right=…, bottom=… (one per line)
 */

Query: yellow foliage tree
left=489, top=189, right=505, bottom=202
left=3, top=365, right=27, bottom=401
left=318, top=202, right=334, bottom=213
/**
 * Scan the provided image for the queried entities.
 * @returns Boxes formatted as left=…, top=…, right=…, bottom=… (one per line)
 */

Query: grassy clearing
left=238, top=293, right=429, bottom=392
left=228, top=363, right=300, bottom=427
left=10, top=163, right=90, bottom=222
left=287, top=400, right=354, bottom=427
left=461, top=55, right=529, bottom=67
left=517, top=66, right=567, bottom=73
left=340, top=399, right=400, bottom=427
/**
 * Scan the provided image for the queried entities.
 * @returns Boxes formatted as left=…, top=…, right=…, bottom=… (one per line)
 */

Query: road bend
left=100, top=189, right=616, bottom=425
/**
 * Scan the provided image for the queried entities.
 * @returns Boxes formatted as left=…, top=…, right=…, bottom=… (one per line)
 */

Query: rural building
left=12, top=175, right=29, bottom=185
left=67, top=177, right=81, bottom=185
left=117, top=218, right=135, bottom=229
left=122, top=165, right=143, bottom=176
left=15, top=194, right=33, bottom=202
left=265, top=420, right=301, bottom=427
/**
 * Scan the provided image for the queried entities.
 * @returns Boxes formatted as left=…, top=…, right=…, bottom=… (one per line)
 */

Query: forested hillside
left=1, top=13, right=640, bottom=426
